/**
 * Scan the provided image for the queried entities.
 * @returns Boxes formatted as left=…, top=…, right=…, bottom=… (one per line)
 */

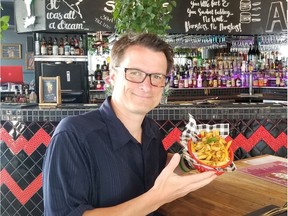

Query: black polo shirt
left=42, top=97, right=167, bottom=216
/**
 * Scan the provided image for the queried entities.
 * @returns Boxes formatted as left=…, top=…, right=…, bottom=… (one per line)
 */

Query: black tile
left=0, top=195, right=10, bottom=210
left=31, top=207, right=43, bottom=216
left=30, top=163, right=42, bottom=177
left=5, top=162, right=16, bottom=175
left=25, top=198, right=38, bottom=212
left=22, top=156, right=34, bottom=169
left=4, top=205, right=18, bottom=216
left=276, top=146, right=288, bottom=158
left=30, top=149, right=44, bottom=165
left=17, top=206, right=30, bottom=216
left=5, top=190, right=16, bottom=203
left=249, top=141, right=275, bottom=157
left=22, top=127, right=34, bottom=141
left=17, top=150, right=28, bottom=162
left=23, top=171, right=36, bottom=185
left=0, top=184, right=9, bottom=196
left=31, top=189, right=43, bottom=205
left=1, top=121, right=13, bottom=132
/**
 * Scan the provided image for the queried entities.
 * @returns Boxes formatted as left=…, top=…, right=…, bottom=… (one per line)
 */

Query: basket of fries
left=181, top=114, right=236, bottom=175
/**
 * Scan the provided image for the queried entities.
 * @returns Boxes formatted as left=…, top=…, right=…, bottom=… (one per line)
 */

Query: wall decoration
left=1, top=44, right=22, bottom=59
left=25, top=52, right=34, bottom=70
left=39, top=76, right=62, bottom=107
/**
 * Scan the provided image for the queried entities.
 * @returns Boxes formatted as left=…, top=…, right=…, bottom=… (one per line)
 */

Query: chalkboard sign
left=16, top=0, right=287, bottom=35
left=45, top=0, right=114, bottom=32
left=168, top=0, right=287, bottom=35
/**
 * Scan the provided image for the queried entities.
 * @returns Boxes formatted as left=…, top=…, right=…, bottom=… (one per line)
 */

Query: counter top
left=1, top=101, right=287, bottom=122
left=158, top=155, right=287, bottom=216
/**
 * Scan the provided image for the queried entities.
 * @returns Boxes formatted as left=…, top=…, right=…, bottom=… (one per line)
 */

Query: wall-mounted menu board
left=168, top=0, right=287, bottom=35
left=45, top=0, right=114, bottom=32
left=16, top=0, right=287, bottom=35
left=44, top=0, right=288, bottom=34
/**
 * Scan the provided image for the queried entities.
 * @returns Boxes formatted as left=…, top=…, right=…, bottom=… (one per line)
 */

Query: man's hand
left=151, top=153, right=217, bottom=205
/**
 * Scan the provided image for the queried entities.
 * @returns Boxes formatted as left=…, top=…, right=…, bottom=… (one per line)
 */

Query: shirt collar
left=99, top=97, right=157, bottom=151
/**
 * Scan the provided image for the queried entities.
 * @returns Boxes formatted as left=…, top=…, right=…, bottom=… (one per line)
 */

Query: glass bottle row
left=35, top=34, right=85, bottom=56
left=169, top=63, right=287, bottom=89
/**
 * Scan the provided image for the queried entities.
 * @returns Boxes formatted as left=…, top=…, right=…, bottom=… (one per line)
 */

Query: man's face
left=111, top=45, right=167, bottom=116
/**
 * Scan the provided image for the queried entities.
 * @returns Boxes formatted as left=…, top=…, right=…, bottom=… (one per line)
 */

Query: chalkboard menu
left=45, top=0, right=114, bottom=32
left=16, top=0, right=287, bottom=35
left=168, top=0, right=287, bottom=35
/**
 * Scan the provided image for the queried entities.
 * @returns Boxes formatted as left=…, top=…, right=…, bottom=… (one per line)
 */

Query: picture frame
left=1, top=44, right=22, bottom=59
left=26, top=52, right=35, bottom=70
left=39, top=76, right=62, bottom=107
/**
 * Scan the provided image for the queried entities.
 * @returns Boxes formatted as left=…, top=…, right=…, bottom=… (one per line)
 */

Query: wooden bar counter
left=158, top=155, right=287, bottom=216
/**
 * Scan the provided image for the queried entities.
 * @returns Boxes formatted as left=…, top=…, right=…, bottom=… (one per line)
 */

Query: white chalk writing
left=46, top=0, right=86, bottom=30
left=185, top=0, right=242, bottom=33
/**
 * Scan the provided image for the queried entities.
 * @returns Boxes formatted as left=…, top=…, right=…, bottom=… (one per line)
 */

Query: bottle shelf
left=34, top=55, right=88, bottom=62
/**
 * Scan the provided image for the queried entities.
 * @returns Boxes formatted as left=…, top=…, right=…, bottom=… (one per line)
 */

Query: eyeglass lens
left=125, top=68, right=167, bottom=87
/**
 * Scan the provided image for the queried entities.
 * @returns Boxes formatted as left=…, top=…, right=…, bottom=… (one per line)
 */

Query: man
left=42, top=32, right=216, bottom=216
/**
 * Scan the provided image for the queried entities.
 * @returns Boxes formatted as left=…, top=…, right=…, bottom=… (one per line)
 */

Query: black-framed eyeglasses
left=114, top=66, right=169, bottom=87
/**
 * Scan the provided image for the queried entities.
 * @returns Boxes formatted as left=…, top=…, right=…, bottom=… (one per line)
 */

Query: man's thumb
left=167, top=153, right=181, bottom=172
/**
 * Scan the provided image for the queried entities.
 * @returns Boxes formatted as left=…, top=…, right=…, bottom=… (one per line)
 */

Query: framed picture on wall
left=26, top=52, right=34, bottom=70
left=0, top=44, right=22, bottom=59
left=39, top=76, right=62, bottom=107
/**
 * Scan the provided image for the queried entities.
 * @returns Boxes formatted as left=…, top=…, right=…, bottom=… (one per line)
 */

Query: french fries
left=189, top=129, right=232, bottom=167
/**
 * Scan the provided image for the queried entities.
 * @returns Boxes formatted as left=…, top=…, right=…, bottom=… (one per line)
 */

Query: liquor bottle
left=192, top=71, right=197, bottom=88
left=226, top=71, right=232, bottom=88
left=29, top=91, right=37, bottom=103
left=94, top=64, right=102, bottom=81
left=184, top=76, right=189, bottom=88
left=173, top=71, right=179, bottom=88
left=52, top=37, right=59, bottom=55
left=96, top=80, right=102, bottom=90
left=241, top=72, right=246, bottom=87
left=248, top=44, right=253, bottom=62
left=35, top=33, right=40, bottom=55
left=178, top=78, right=184, bottom=89
left=64, top=35, right=70, bottom=55
left=47, top=37, right=53, bottom=55
left=74, top=36, right=80, bottom=55
left=40, top=37, right=47, bottom=55
left=212, top=71, right=218, bottom=88
left=70, top=37, right=75, bottom=55
left=188, top=68, right=193, bottom=88
left=101, top=61, right=109, bottom=80
left=58, top=38, right=64, bottom=55
left=221, top=70, right=228, bottom=87
left=25, top=88, right=29, bottom=102
left=274, top=51, right=279, bottom=70
left=79, top=35, right=84, bottom=55
left=169, top=70, right=174, bottom=88
left=250, top=44, right=256, bottom=68
left=208, top=70, right=213, bottom=87
left=188, top=75, right=193, bottom=88
left=217, top=71, right=222, bottom=87
left=235, top=74, right=242, bottom=87
left=197, top=51, right=202, bottom=68
left=202, top=72, right=208, bottom=87
left=197, top=73, right=202, bottom=88
left=255, top=42, right=261, bottom=70
left=275, top=72, right=280, bottom=87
